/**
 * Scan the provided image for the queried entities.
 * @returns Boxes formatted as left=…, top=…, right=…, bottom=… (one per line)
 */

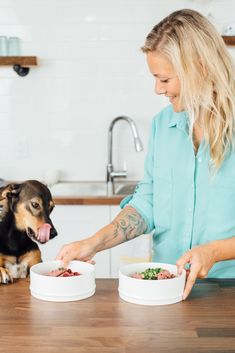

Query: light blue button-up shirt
left=121, top=105, right=235, bottom=278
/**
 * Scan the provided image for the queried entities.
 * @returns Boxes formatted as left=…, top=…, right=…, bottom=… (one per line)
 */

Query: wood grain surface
left=53, top=196, right=123, bottom=205
left=0, top=56, right=37, bottom=66
left=222, top=35, right=235, bottom=46
left=0, top=279, right=235, bottom=353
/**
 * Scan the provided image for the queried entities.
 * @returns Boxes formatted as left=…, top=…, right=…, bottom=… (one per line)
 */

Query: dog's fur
left=0, top=180, right=57, bottom=284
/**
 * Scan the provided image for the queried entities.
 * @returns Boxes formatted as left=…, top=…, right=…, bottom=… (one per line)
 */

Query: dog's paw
left=0, top=266, right=13, bottom=284
left=17, top=263, right=28, bottom=278
left=4, top=262, right=28, bottom=279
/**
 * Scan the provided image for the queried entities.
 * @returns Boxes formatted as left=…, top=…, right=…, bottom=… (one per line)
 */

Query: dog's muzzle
left=26, top=227, right=38, bottom=242
left=50, top=227, right=57, bottom=239
left=26, top=223, right=56, bottom=244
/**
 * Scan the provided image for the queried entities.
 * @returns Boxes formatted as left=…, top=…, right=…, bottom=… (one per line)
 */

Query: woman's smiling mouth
left=166, top=95, right=177, bottom=103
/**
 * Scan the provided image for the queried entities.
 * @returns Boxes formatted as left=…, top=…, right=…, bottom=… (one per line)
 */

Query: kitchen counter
left=50, top=180, right=137, bottom=205
left=0, top=279, right=235, bottom=353
left=53, top=195, right=124, bottom=205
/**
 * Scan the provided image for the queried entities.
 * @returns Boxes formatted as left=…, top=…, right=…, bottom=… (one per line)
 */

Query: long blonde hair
left=142, top=9, right=235, bottom=168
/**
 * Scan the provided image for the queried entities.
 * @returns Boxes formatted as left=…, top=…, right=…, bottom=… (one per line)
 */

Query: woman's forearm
left=91, top=205, right=147, bottom=252
left=210, top=237, right=235, bottom=262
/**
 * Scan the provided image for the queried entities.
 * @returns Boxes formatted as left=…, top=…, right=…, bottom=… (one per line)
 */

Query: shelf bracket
left=13, top=64, right=30, bottom=77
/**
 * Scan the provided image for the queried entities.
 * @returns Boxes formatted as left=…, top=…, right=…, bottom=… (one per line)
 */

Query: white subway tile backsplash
left=0, top=95, right=12, bottom=112
left=0, top=8, right=19, bottom=24
left=99, top=23, right=150, bottom=41
left=0, top=112, right=11, bottom=130
left=49, top=23, right=99, bottom=42
left=0, top=78, right=14, bottom=94
left=0, top=25, right=35, bottom=40
left=0, top=0, right=234, bottom=181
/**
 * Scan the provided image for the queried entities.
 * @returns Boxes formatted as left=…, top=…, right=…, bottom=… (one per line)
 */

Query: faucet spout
left=106, top=116, right=143, bottom=192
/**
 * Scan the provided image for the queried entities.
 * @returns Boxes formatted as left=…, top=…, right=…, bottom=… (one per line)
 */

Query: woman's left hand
left=176, top=243, right=217, bottom=300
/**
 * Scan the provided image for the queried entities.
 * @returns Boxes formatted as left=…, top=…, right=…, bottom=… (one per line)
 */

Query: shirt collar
left=168, top=110, right=189, bottom=133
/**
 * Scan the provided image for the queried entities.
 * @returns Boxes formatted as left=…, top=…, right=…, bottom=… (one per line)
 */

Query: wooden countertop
left=53, top=195, right=124, bottom=205
left=0, top=278, right=235, bottom=353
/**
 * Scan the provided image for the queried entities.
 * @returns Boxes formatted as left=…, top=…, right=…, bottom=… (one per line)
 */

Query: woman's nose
left=155, top=80, right=166, bottom=95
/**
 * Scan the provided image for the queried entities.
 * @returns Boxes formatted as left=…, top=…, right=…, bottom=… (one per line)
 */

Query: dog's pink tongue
left=38, top=223, right=51, bottom=243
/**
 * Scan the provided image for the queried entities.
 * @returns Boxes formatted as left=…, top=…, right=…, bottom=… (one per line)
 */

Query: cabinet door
left=110, top=206, right=152, bottom=278
left=38, top=205, right=110, bottom=278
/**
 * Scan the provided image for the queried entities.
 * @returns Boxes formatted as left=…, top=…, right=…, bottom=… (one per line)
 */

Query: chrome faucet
left=106, top=116, right=143, bottom=194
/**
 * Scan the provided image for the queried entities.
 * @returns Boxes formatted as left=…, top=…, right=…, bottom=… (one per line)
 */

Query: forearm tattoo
left=111, top=206, right=147, bottom=242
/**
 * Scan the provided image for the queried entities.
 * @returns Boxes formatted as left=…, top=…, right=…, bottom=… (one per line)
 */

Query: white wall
left=0, top=0, right=234, bottom=182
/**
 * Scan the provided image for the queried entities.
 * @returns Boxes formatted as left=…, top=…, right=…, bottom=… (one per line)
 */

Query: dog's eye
left=31, top=202, right=40, bottom=209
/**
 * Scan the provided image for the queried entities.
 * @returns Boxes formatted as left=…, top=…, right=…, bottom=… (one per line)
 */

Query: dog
left=0, top=180, right=57, bottom=284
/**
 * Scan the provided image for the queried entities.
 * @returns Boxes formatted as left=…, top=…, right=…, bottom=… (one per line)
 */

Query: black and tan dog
left=0, top=180, right=57, bottom=284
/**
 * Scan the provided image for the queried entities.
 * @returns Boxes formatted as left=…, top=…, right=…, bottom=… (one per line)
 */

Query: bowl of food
left=118, top=262, right=186, bottom=305
left=30, top=260, right=95, bottom=302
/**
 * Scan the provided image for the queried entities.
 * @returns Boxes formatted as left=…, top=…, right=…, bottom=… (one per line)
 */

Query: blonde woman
left=57, top=9, right=235, bottom=299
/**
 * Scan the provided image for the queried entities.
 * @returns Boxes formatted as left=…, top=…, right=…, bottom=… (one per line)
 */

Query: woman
left=56, top=9, right=235, bottom=299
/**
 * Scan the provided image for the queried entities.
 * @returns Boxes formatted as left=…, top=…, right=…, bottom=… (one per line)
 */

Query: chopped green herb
left=141, top=267, right=163, bottom=280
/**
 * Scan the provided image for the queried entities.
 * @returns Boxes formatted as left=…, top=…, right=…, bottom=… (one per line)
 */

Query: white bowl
left=118, top=262, right=186, bottom=306
left=30, top=260, right=95, bottom=302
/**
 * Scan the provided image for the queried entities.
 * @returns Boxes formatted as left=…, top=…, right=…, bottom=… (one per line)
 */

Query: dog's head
left=1, top=180, right=57, bottom=244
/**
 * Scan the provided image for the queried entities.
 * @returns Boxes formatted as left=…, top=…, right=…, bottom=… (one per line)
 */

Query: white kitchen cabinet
left=39, top=205, right=110, bottom=278
left=110, top=206, right=152, bottom=278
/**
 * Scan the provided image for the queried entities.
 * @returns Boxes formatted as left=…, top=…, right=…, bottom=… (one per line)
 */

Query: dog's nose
left=50, top=228, right=57, bottom=239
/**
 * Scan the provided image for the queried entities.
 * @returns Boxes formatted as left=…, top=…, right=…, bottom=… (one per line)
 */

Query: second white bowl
left=119, top=262, right=186, bottom=306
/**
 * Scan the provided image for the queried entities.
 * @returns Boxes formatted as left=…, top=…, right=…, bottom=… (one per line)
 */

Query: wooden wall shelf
left=222, top=36, right=235, bottom=46
left=0, top=56, right=37, bottom=76
left=0, top=56, right=37, bottom=66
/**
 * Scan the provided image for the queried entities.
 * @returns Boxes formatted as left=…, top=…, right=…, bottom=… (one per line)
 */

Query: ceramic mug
left=8, top=36, right=20, bottom=56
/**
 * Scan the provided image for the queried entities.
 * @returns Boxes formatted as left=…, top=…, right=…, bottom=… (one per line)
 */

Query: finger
left=185, top=269, right=190, bottom=278
left=55, top=251, right=65, bottom=261
left=55, top=255, right=69, bottom=268
left=60, top=252, right=74, bottom=267
left=55, top=245, right=67, bottom=261
left=55, top=252, right=63, bottom=261
left=55, top=249, right=71, bottom=267
left=55, top=254, right=62, bottom=261
left=176, top=253, right=191, bottom=275
left=87, top=259, right=96, bottom=265
left=182, top=266, right=199, bottom=300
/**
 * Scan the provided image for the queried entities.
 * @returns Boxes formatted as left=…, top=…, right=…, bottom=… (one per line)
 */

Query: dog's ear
left=0, top=183, right=22, bottom=216
left=0, top=183, right=22, bottom=200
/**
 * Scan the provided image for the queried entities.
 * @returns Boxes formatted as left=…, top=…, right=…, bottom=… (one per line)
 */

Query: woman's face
left=146, top=52, right=182, bottom=112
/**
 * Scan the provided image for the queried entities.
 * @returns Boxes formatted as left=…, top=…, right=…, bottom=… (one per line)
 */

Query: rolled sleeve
left=120, top=117, right=157, bottom=234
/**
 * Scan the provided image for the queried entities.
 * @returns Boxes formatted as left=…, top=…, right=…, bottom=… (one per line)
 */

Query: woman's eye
left=31, top=202, right=40, bottom=209
left=160, top=79, right=169, bottom=83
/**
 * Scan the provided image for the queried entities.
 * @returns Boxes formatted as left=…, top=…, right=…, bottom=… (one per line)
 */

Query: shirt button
left=188, top=207, right=192, bottom=212
left=198, top=157, right=202, bottom=163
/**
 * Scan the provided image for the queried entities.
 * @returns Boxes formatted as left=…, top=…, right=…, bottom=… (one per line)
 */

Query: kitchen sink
left=49, top=181, right=138, bottom=197
left=114, top=182, right=137, bottom=195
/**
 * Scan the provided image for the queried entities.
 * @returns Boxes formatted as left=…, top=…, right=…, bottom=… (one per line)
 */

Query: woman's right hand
left=55, top=238, right=97, bottom=266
